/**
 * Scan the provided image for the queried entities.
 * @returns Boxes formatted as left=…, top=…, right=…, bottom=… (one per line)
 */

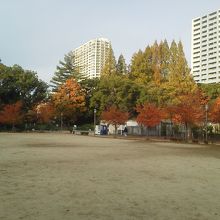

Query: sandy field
left=0, top=133, right=220, bottom=220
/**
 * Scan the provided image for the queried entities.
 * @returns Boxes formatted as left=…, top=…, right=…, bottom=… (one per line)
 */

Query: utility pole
left=205, top=104, right=208, bottom=144
left=60, top=112, right=63, bottom=131
left=94, top=108, right=96, bottom=136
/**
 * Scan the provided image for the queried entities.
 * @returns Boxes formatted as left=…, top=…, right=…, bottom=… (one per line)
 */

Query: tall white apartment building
left=72, top=38, right=111, bottom=79
left=191, top=9, right=220, bottom=83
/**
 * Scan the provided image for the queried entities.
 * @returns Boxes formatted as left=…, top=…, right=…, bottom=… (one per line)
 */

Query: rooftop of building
left=192, top=8, right=220, bottom=22
left=73, top=38, right=110, bottom=52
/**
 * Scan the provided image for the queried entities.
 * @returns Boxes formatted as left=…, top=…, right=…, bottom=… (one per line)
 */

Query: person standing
left=123, top=126, right=128, bottom=136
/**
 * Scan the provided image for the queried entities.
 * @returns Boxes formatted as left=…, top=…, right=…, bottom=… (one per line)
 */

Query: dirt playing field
left=0, top=133, right=220, bottom=220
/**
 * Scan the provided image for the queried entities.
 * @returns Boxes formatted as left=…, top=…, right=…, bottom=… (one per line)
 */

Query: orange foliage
left=136, top=103, right=162, bottom=127
left=52, top=78, right=86, bottom=116
left=210, top=97, right=220, bottom=123
left=36, top=102, right=55, bottom=123
left=0, top=101, right=23, bottom=128
left=197, top=89, right=210, bottom=105
left=168, top=93, right=204, bottom=126
left=101, top=106, right=129, bottom=126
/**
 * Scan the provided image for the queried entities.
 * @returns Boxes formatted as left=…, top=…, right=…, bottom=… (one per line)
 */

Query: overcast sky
left=0, top=0, right=219, bottom=83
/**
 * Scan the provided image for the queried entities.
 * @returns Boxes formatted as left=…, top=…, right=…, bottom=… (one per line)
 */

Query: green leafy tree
left=116, top=54, right=127, bottom=75
left=76, top=78, right=99, bottom=124
left=129, top=47, right=153, bottom=84
left=158, top=40, right=170, bottom=79
left=137, top=81, right=170, bottom=107
left=101, top=46, right=117, bottom=76
left=90, top=75, right=140, bottom=116
left=168, top=41, right=190, bottom=81
left=0, top=64, right=48, bottom=110
left=165, top=41, right=197, bottom=104
left=198, top=83, right=220, bottom=100
left=51, top=52, right=83, bottom=89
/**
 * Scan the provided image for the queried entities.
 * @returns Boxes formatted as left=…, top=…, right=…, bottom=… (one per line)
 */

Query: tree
left=36, top=102, right=55, bottom=124
left=168, top=41, right=190, bottom=81
left=136, top=103, right=162, bottom=135
left=137, top=81, right=170, bottom=107
left=101, top=106, right=129, bottom=136
left=17, top=69, right=48, bottom=110
left=116, top=54, right=127, bottom=75
left=0, top=101, right=23, bottom=130
left=129, top=47, right=153, bottom=84
left=167, top=92, right=204, bottom=141
left=151, top=43, right=159, bottom=85
left=25, top=109, right=38, bottom=129
left=52, top=78, right=86, bottom=125
left=164, top=41, right=197, bottom=105
left=0, top=64, right=48, bottom=110
left=77, top=78, right=99, bottom=124
left=198, top=83, right=220, bottom=101
left=210, top=97, right=220, bottom=123
left=129, top=40, right=170, bottom=85
left=101, top=46, right=117, bottom=76
left=90, top=75, right=140, bottom=115
left=158, top=40, right=170, bottom=79
left=51, top=52, right=83, bottom=90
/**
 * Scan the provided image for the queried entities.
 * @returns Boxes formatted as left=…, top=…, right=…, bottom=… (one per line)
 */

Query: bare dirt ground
left=0, top=133, right=220, bottom=220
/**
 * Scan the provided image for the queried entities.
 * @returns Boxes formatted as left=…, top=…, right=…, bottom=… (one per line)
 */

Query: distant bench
left=72, top=130, right=93, bottom=136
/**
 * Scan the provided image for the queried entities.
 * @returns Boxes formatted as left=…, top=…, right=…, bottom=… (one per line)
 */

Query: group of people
left=100, top=125, right=128, bottom=136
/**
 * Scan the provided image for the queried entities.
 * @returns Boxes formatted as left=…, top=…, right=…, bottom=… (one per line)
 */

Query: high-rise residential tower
left=191, top=9, right=220, bottom=83
left=72, top=38, right=111, bottom=79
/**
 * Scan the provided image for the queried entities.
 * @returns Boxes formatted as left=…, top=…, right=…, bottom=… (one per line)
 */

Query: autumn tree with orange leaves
left=0, top=101, right=23, bottom=130
left=136, top=103, right=163, bottom=135
left=210, top=97, right=220, bottom=123
left=52, top=78, right=86, bottom=125
left=166, top=91, right=205, bottom=140
left=101, top=106, right=129, bottom=136
left=36, top=102, right=55, bottom=124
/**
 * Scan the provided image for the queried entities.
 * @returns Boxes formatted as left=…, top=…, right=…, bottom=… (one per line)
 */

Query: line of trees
left=1, top=40, right=220, bottom=140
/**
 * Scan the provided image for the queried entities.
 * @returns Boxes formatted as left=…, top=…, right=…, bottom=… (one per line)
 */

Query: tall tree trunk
left=188, top=125, right=192, bottom=142
left=185, top=123, right=192, bottom=142
left=185, top=123, right=188, bottom=141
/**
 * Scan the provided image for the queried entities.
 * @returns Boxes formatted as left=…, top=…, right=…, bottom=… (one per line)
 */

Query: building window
left=194, top=23, right=200, bottom=27
left=194, top=42, right=200, bottom=46
left=209, top=67, right=216, bottom=70
left=194, top=28, right=200, bottom=32
left=209, top=16, right=217, bottom=21
left=194, top=18, right=200, bottom=22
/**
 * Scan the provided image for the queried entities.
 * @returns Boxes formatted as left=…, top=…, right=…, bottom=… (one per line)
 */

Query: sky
left=0, top=0, right=220, bottom=83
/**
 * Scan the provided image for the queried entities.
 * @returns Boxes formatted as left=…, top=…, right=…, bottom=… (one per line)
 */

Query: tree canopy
left=0, top=64, right=48, bottom=110
left=51, top=52, right=83, bottom=90
left=116, top=54, right=127, bottom=75
left=2, top=39, right=220, bottom=137
left=52, top=78, right=86, bottom=124
left=90, top=74, right=140, bottom=115
left=0, top=101, right=23, bottom=129
left=101, top=46, right=117, bottom=76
